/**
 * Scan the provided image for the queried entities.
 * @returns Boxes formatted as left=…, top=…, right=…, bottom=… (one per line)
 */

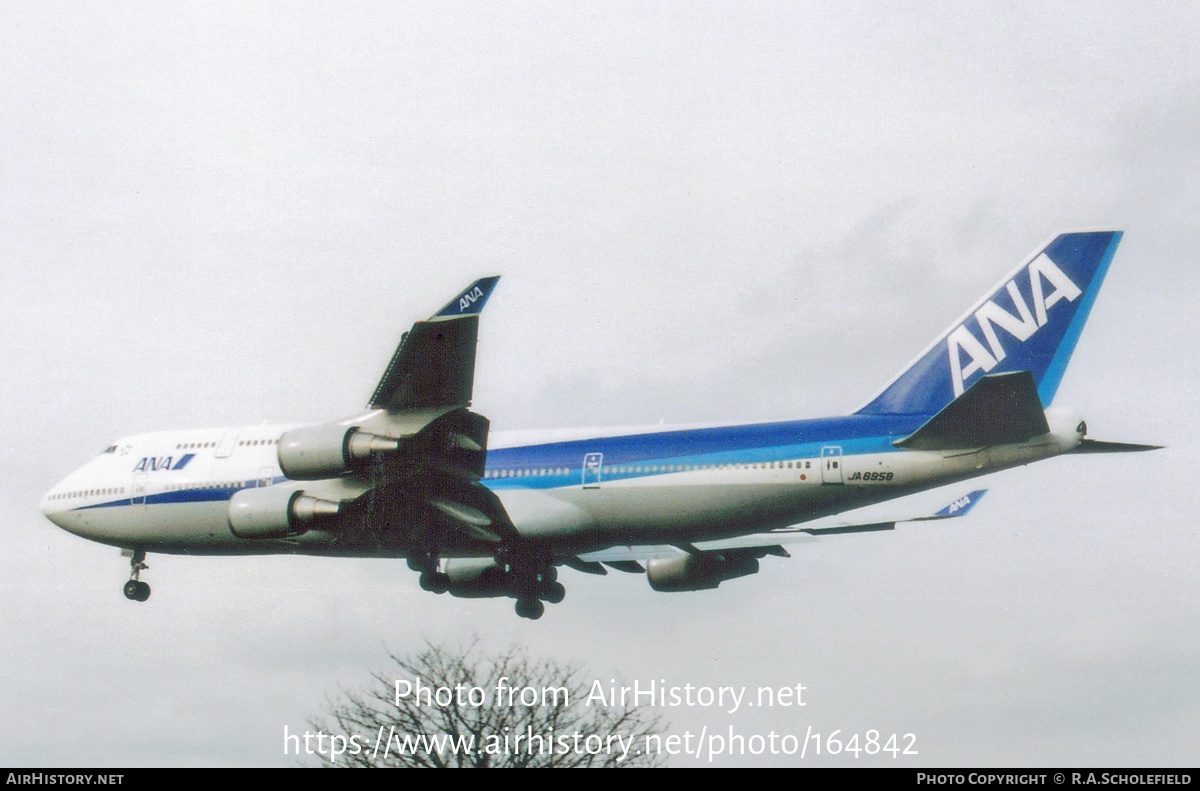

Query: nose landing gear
left=122, top=549, right=151, bottom=602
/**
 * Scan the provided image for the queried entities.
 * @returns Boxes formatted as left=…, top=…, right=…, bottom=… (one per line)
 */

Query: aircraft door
left=257, top=467, right=274, bottom=488
left=821, top=446, right=843, bottom=485
left=132, top=473, right=148, bottom=506
left=215, top=429, right=241, bottom=458
left=582, top=453, right=603, bottom=489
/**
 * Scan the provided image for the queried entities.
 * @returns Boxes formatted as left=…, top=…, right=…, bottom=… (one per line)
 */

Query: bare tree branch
left=308, top=638, right=666, bottom=768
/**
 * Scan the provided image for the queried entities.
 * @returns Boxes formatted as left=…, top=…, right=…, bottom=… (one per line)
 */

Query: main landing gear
left=408, top=548, right=451, bottom=595
left=122, top=549, right=151, bottom=602
left=408, top=546, right=567, bottom=620
left=490, top=544, right=566, bottom=621
left=509, top=564, right=565, bottom=621
left=418, top=570, right=451, bottom=594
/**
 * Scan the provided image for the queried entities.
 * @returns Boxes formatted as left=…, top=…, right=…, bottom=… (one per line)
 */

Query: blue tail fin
left=856, top=231, right=1123, bottom=416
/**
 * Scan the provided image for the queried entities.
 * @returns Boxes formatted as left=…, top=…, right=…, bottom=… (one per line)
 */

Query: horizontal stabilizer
left=895, top=371, right=1048, bottom=450
left=1071, top=439, right=1163, bottom=454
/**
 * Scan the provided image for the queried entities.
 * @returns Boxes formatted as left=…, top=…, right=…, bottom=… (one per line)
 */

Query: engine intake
left=277, top=423, right=400, bottom=480
left=441, top=558, right=510, bottom=598
left=646, top=552, right=760, bottom=592
left=228, top=486, right=343, bottom=539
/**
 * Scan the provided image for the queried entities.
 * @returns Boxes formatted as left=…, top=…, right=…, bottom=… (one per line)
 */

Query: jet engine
left=646, top=552, right=761, bottom=592
left=440, top=558, right=511, bottom=598
left=277, top=423, right=400, bottom=480
left=227, top=486, right=343, bottom=539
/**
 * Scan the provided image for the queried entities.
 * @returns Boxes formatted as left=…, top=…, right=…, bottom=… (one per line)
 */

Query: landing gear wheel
left=419, top=571, right=450, bottom=594
left=515, top=597, right=545, bottom=620
left=124, top=549, right=150, bottom=602
left=542, top=581, right=566, bottom=604
left=123, top=580, right=150, bottom=602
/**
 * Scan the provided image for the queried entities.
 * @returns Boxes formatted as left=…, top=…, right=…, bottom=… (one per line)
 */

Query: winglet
left=919, top=489, right=988, bottom=520
left=369, top=277, right=501, bottom=410
left=432, top=276, right=500, bottom=319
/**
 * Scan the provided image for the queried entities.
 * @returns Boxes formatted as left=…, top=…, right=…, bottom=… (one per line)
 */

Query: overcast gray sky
left=2, top=2, right=1197, bottom=767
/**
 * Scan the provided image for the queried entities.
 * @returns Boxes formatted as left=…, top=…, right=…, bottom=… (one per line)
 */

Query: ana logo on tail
left=458, top=286, right=485, bottom=312
left=947, top=254, right=1082, bottom=396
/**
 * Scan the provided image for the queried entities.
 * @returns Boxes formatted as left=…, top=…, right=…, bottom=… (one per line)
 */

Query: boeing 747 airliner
left=41, top=230, right=1157, bottom=618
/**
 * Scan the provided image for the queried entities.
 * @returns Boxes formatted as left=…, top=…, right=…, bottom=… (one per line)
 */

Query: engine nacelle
left=441, top=558, right=511, bottom=598
left=228, top=486, right=343, bottom=539
left=277, top=423, right=400, bottom=480
left=646, top=552, right=760, bottom=592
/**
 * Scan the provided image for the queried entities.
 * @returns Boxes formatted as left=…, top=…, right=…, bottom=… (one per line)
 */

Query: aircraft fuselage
left=41, top=407, right=1083, bottom=558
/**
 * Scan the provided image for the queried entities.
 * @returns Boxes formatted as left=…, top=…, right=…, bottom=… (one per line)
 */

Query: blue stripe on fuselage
left=75, top=476, right=289, bottom=511
left=484, top=413, right=927, bottom=489
left=70, top=414, right=933, bottom=504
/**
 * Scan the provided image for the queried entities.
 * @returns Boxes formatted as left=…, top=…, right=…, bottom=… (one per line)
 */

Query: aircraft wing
left=295, top=277, right=518, bottom=551
left=574, top=490, right=987, bottom=568
left=368, top=277, right=500, bottom=410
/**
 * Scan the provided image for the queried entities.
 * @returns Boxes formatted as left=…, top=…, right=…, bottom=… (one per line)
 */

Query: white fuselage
left=41, top=408, right=1085, bottom=559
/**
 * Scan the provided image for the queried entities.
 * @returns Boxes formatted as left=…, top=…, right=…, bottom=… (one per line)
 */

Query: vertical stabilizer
left=856, top=231, right=1122, bottom=416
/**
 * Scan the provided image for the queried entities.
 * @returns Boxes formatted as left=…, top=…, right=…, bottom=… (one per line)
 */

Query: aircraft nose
left=40, top=486, right=68, bottom=527
left=40, top=478, right=98, bottom=537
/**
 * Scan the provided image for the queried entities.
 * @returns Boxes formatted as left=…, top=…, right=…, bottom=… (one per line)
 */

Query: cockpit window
left=102, top=445, right=117, bottom=455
